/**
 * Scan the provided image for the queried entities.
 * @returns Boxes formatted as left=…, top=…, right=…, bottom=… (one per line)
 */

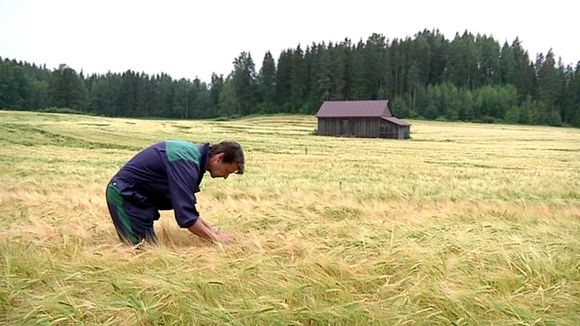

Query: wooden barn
left=315, top=100, right=411, bottom=139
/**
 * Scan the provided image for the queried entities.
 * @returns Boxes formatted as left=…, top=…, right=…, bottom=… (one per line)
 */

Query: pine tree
left=351, top=39, right=367, bottom=99
left=363, top=33, right=387, bottom=99
left=48, top=64, right=88, bottom=111
left=536, top=50, right=562, bottom=125
left=511, top=38, right=536, bottom=101
left=231, top=52, right=257, bottom=115
left=572, top=62, right=580, bottom=126
left=409, top=30, right=432, bottom=88
left=119, top=70, right=137, bottom=116
left=426, top=29, right=448, bottom=85
left=499, top=42, right=516, bottom=85
left=446, top=31, right=479, bottom=89
left=275, top=50, right=293, bottom=112
left=316, top=44, right=332, bottom=103
left=476, top=34, right=500, bottom=85
left=193, top=78, right=212, bottom=118
left=218, top=77, right=238, bottom=116
left=209, top=73, right=224, bottom=115
left=406, top=62, right=421, bottom=115
left=290, top=45, right=306, bottom=113
left=257, top=51, right=276, bottom=113
left=330, top=39, right=351, bottom=101
left=557, top=63, right=575, bottom=124
left=303, top=43, right=321, bottom=111
left=385, top=38, right=402, bottom=98
left=0, top=62, right=23, bottom=108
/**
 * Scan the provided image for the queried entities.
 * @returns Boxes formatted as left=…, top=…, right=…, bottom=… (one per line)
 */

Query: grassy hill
left=1, top=110, right=579, bottom=325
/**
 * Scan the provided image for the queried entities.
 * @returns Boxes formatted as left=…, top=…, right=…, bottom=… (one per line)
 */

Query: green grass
left=1, top=110, right=579, bottom=325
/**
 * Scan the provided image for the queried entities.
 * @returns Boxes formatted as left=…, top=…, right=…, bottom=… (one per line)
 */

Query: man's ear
left=216, top=153, right=225, bottom=163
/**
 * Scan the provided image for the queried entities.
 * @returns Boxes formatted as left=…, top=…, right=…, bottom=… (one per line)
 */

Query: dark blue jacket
left=111, top=141, right=209, bottom=228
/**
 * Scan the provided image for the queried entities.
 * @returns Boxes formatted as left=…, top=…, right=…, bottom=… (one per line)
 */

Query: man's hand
left=215, top=232, right=234, bottom=244
left=188, top=218, right=234, bottom=244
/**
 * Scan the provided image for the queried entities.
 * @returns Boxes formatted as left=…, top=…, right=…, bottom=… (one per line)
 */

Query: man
left=105, top=140, right=244, bottom=245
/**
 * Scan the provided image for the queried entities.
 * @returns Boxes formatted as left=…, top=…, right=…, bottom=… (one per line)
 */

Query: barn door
left=340, top=119, right=349, bottom=136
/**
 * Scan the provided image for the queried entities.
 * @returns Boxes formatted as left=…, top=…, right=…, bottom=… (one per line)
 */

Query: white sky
left=0, top=0, right=578, bottom=82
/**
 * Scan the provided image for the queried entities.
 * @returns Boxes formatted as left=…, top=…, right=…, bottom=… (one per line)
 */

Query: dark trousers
left=105, top=182, right=159, bottom=245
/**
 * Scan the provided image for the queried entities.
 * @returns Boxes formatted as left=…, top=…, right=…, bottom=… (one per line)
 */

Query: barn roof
left=315, top=100, right=392, bottom=118
left=382, top=116, right=411, bottom=126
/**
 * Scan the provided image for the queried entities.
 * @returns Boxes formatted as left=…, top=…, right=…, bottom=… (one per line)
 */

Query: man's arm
left=187, top=218, right=234, bottom=244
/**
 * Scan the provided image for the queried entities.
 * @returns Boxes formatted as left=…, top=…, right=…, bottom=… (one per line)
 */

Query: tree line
left=1, top=29, right=579, bottom=126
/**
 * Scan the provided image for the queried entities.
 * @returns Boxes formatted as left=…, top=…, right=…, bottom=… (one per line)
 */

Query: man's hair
left=209, top=141, right=245, bottom=174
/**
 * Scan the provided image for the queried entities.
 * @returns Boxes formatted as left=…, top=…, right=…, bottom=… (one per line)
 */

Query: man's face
left=208, top=153, right=239, bottom=179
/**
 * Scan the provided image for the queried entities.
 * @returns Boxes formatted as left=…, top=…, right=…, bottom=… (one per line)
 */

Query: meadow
left=0, top=110, right=579, bottom=325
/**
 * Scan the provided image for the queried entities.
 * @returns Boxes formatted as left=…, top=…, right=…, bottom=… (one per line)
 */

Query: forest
left=1, top=30, right=579, bottom=127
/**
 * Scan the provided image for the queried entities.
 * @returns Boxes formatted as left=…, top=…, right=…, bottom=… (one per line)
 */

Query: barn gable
left=315, top=100, right=411, bottom=139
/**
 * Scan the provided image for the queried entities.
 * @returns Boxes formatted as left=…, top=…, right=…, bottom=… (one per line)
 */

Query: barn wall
left=398, top=126, right=410, bottom=139
left=318, top=118, right=410, bottom=139
left=318, top=118, right=381, bottom=137
left=380, top=121, right=410, bottom=139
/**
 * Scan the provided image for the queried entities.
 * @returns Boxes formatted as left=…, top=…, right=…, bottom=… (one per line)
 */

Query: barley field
left=1, top=110, right=579, bottom=325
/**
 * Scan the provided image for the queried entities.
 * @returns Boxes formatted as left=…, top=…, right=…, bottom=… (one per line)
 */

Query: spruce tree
left=209, top=73, right=224, bottom=116
left=232, top=52, right=257, bottom=116
left=48, top=64, right=88, bottom=111
left=257, top=51, right=276, bottom=113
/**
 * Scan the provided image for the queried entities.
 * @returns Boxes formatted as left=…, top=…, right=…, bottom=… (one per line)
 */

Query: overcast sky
left=0, top=0, right=578, bottom=82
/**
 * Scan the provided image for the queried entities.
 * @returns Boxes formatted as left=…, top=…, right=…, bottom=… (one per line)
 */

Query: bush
left=38, top=107, right=84, bottom=114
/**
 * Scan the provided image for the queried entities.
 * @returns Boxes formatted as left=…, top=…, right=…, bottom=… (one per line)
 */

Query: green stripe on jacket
left=166, top=140, right=201, bottom=164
